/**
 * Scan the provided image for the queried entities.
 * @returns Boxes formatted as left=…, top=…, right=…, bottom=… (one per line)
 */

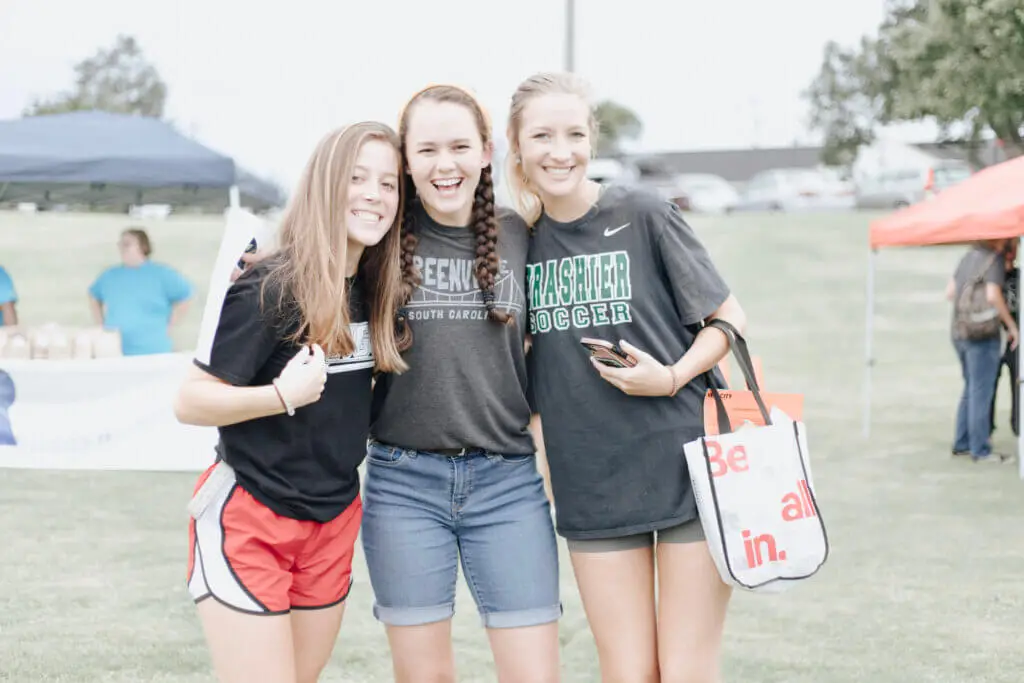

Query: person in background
left=945, top=239, right=1017, bottom=463
left=0, top=369, right=15, bottom=445
left=88, top=228, right=193, bottom=355
left=0, top=265, right=18, bottom=326
left=990, top=240, right=1019, bottom=439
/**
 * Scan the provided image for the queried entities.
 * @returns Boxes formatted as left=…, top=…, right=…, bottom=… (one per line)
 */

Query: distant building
left=632, top=139, right=1007, bottom=189
left=632, top=146, right=826, bottom=186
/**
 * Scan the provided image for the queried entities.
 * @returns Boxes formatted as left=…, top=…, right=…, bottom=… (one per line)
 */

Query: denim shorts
left=360, top=441, right=563, bottom=629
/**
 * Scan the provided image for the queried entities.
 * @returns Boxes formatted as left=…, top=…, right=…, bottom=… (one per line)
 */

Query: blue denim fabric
left=953, top=336, right=1002, bottom=459
left=360, top=441, right=562, bottom=628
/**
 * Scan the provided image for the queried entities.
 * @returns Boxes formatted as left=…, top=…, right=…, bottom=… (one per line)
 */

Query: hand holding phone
left=581, top=337, right=679, bottom=398
left=580, top=337, right=638, bottom=368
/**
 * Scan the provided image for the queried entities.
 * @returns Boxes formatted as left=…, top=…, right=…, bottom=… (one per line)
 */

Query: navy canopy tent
left=0, top=111, right=283, bottom=211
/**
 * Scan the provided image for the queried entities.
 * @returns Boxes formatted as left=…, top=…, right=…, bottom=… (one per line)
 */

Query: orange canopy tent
left=862, top=154, right=1024, bottom=477
left=870, top=155, right=1024, bottom=248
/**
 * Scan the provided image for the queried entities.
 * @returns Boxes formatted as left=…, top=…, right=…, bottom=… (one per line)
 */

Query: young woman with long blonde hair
left=506, top=72, right=747, bottom=683
left=173, top=121, right=408, bottom=683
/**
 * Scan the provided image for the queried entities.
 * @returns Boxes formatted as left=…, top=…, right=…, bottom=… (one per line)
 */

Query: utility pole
left=564, top=0, right=575, bottom=72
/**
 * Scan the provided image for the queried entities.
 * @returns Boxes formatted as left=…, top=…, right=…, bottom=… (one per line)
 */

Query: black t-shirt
left=526, top=184, right=731, bottom=540
left=1005, top=267, right=1019, bottom=326
left=194, top=263, right=374, bottom=522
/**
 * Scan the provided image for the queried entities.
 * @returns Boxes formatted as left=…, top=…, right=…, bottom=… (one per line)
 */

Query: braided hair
left=396, top=85, right=514, bottom=347
left=395, top=173, right=420, bottom=349
left=470, top=164, right=510, bottom=324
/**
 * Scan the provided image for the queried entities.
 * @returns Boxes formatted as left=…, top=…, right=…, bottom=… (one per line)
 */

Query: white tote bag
left=684, top=320, right=829, bottom=594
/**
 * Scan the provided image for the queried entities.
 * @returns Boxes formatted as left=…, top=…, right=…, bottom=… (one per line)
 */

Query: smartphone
left=580, top=337, right=638, bottom=368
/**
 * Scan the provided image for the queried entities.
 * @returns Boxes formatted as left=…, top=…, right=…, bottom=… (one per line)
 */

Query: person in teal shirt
left=88, top=228, right=193, bottom=355
left=0, top=265, right=18, bottom=326
left=0, top=267, right=18, bottom=444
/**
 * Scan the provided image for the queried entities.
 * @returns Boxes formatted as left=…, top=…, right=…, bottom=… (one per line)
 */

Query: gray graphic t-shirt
left=370, top=203, right=535, bottom=454
left=526, top=184, right=731, bottom=540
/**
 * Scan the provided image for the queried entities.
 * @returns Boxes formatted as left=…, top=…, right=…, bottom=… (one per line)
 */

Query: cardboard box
left=0, top=326, right=31, bottom=359
left=0, top=324, right=122, bottom=360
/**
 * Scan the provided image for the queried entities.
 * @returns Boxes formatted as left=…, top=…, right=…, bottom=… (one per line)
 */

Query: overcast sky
left=1, top=0, right=929, bottom=187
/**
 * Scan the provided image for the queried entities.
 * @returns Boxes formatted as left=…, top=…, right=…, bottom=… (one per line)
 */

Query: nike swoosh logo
left=603, top=222, right=630, bottom=237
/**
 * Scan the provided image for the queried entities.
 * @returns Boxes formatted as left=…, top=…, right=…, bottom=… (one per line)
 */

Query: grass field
left=2, top=209, right=1023, bottom=682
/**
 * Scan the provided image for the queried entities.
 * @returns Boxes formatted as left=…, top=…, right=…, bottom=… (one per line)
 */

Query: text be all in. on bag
left=684, top=319, right=828, bottom=593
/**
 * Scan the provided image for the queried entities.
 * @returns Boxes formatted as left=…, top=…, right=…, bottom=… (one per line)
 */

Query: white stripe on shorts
left=188, top=467, right=265, bottom=613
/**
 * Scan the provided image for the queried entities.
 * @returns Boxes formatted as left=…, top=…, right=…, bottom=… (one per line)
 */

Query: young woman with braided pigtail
left=362, top=84, right=562, bottom=683
left=396, top=160, right=509, bottom=324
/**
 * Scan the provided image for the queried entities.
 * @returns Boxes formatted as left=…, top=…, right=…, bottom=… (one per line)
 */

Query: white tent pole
left=863, top=248, right=878, bottom=438
left=229, top=185, right=240, bottom=209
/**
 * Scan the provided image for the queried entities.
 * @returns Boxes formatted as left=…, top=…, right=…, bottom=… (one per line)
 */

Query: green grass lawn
left=2, top=209, right=1023, bottom=682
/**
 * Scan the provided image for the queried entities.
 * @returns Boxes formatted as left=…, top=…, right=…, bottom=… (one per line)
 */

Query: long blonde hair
left=265, top=122, right=408, bottom=373
left=504, top=72, right=600, bottom=226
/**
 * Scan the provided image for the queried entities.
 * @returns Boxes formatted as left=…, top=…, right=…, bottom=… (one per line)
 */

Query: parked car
left=731, top=168, right=853, bottom=213
left=586, top=157, right=640, bottom=186
left=642, top=175, right=691, bottom=210
left=854, top=160, right=972, bottom=209
left=670, top=174, right=740, bottom=214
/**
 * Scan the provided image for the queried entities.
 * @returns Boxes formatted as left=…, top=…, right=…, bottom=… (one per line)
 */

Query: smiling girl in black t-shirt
left=173, top=122, right=408, bottom=683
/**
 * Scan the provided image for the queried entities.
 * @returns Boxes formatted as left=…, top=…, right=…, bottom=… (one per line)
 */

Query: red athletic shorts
left=186, top=462, right=362, bottom=615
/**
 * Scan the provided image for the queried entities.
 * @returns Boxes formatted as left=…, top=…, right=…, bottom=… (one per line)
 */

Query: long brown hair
left=505, top=72, right=600, bottom=226
left=396, top=84, right=511, bottom=335
left=265, top=122, right=408, bottom=373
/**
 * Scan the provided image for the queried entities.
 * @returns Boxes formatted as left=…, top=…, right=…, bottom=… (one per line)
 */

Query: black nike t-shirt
left=526, top=184, right=731, bottom=540
left=194, top=262, right=374, bottom=522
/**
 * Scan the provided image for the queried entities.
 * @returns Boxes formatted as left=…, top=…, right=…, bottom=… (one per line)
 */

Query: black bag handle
left=707, top=319, right=762, bottom=392
left=701, top=319, right=772, bottom=434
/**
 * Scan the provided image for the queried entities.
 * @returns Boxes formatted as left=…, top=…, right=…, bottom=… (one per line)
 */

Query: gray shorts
left=567, top=517, right=705, bottom=553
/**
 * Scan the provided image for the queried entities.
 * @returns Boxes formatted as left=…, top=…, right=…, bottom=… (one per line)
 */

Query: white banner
left=0, top=208, right=277, bottom=472
left=194, top=207, right=278, bottom=366
left=0, top=353, right=218, bottom=471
